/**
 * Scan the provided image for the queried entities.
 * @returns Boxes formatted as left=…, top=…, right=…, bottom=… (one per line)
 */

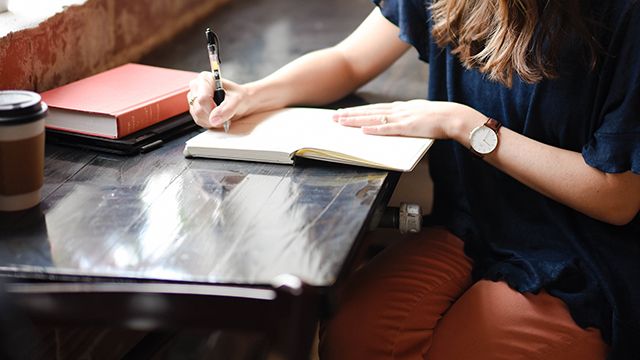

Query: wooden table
left=0, top=133, right=398, bottom=283
left=0, top=130, right=398, bottom=358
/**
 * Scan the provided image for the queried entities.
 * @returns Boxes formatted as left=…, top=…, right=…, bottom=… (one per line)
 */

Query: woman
left=188, top=0, right=640, bottom=358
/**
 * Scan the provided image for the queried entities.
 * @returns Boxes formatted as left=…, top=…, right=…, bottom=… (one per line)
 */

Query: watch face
left=470, top=125, right=498, bottom=154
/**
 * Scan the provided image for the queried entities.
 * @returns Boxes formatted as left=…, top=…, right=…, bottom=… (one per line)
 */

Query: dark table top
left=0, top=0, right=427, bottom=289
left=0, top=134, right=396, bottom=287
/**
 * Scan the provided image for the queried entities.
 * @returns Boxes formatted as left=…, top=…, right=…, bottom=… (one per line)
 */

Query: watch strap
left=485, top=117, right=502, bottom=132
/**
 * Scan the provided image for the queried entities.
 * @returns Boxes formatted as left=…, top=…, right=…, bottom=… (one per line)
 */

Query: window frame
left=0, top=0, right=88, bottom=38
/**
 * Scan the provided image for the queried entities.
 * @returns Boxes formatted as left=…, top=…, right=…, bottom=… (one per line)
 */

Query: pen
left=206, top=28, right=228, bottom=133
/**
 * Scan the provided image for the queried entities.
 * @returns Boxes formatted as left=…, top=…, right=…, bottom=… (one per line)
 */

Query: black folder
left=45, top=112, right=197, bottom=155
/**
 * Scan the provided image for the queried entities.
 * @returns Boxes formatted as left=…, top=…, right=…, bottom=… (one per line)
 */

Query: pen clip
left=206, top=28, right=222, bottom=63
left=212, top=32, right=222, bottom=63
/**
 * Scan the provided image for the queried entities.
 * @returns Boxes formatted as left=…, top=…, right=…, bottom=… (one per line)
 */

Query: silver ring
left=188, top=95, right=197, bottom=106
left=381, top=115, right=388, bottom=124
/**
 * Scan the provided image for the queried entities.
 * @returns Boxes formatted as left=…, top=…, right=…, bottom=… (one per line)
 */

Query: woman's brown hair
left=431, top=0, right=599, bottom=87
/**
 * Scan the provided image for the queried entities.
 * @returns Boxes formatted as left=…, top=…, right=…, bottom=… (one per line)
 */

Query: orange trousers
left=319, top=227, right=608, bottom=359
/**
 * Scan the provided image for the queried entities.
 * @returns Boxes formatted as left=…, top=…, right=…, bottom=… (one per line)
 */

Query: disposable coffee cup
left=0, top=91, right=48, bottom=212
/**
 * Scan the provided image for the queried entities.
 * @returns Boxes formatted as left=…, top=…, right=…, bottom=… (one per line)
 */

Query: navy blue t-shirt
left=372, top=0, right=640, bottom=358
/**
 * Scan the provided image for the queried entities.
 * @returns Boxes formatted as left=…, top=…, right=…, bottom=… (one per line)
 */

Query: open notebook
left=183, top=107, right=433, bottom=172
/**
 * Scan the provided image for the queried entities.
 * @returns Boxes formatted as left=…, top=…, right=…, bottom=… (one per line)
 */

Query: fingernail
left=210, top=116, right=222, bottom=125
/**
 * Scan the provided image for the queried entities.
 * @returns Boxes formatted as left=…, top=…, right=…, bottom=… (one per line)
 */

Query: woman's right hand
left=187, top=72, right=251, bottom=129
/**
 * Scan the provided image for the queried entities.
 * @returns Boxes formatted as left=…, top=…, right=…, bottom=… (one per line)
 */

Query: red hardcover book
left=41, top=63, right=197, bottom=139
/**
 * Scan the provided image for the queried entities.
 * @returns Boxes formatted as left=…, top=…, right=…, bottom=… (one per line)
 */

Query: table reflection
left=2, top=149, right=389, bottom=287
left=0, top=205, right=53, bottom=268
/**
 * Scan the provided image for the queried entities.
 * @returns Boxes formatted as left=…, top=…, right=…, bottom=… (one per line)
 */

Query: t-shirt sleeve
left=371, top=0, right=431, bottom=62
left=582, top=4, right=640, bottom=174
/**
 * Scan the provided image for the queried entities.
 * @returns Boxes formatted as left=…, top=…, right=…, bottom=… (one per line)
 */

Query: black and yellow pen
left=206, top=28, right=228, bottom=132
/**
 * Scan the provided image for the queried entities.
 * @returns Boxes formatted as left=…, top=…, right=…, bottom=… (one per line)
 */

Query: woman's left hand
left=333, top=100, right=479, bottom=140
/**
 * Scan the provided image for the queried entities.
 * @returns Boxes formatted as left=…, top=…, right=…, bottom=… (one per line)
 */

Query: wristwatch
left=469, top=118, right=502, bottom=157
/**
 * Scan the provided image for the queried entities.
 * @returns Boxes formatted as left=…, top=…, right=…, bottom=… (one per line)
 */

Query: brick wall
left=0, top=0, right=229, bottom=91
